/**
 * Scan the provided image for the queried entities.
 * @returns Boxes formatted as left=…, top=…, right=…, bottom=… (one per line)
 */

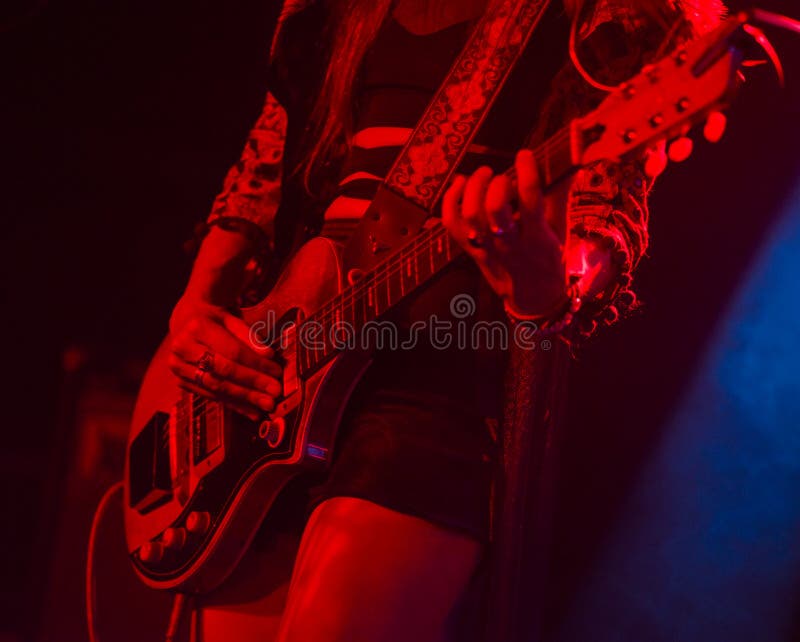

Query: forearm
left=184, top=226, right=262, bottom=307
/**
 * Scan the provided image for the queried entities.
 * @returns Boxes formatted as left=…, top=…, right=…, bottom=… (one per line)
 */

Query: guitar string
left=303, top=124, right=573, bottom=343
left=305, top=123, right=573, bottom=335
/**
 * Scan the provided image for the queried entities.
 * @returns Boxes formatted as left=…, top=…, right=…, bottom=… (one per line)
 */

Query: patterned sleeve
left=205, top=90, right=289, bottom=250
left=538, top=0, right=724, bottom=338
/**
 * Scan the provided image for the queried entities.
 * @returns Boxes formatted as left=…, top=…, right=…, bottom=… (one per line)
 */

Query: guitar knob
left=266, top=417, right=286, bottom=448
left=186, top=511, right=211, bottom=535
left=668, top=137, right=694, bottom=163
left=138, top=541, right=164, bottom=564
left=644, top=144, right=668, bottom=178
left=162, top=527, right=187, bottom=550
left=703, top=111, right=727, bottom=144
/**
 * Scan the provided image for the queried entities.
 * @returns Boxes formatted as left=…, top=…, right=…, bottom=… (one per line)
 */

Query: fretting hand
left=442, top=149, right=569, bottom=317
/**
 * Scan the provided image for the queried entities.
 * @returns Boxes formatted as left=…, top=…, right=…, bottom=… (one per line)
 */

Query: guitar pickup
left=128, top=411, right=173, bottom=513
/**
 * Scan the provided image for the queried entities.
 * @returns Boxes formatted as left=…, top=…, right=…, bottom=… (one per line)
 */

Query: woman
left=166, top=0, right=721, bottom=639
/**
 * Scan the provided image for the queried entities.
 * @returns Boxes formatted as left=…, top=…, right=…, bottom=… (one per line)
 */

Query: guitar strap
left=342, top=0, right=552, bottom=271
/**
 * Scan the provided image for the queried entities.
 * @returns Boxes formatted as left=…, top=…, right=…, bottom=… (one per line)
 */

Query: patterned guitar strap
left=341, top=0, right=552, bottom=270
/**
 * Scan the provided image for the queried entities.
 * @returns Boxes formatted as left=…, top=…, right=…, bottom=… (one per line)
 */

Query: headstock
left=575, top=15, right=750, bottom=168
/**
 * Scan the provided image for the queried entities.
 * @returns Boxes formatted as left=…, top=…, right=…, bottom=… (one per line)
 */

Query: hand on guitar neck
left=442, top=149, right=614, bottom=319
left=168, top=225, right=283, bottom=421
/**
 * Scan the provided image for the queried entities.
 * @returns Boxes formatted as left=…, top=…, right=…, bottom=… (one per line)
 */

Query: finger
left=172, top=341, right=282, bottom=398
left=221, top=313, right=277, bottom=358
left=485, top=174, right=515, bottom=238
left=176, top=380, right=263, bottom=421
left=461, top=166, right=494, bottom=227
left=442, top=174, right=467, bottom=230
left=170, top=353, right=278, bottom=413
left=515, top=149, right=543, bottom=219
left=177, top=316, right=281, bottom=377
left=442, top=173, right=491, bottom=258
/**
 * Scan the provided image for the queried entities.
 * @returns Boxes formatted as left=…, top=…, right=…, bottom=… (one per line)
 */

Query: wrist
left=503, top=289, right=569, bottom=321
left=185, top=227, right=263, bottom=306
left=504, top=282, right=583, bottom=336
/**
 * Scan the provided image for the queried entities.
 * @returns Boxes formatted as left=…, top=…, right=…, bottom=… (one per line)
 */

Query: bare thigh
left=191, top=527, right=299, bottom=642
left=192, top=497, right=482, bottom=642
left=277, top=496, right=483, bottom=642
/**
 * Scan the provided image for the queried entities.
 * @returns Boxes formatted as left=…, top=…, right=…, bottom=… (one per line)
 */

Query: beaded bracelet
left=504, top=283, right=583, bottom=336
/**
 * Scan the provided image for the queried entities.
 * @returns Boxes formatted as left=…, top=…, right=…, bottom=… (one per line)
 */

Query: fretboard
left=297, top=123, right=576, bottom=377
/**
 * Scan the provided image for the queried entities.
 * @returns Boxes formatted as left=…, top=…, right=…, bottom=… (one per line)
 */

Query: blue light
left=556, top=181, right=800, bottom=642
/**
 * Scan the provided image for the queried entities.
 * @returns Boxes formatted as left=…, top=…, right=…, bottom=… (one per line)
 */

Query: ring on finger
left=193, top=367, right=208, bottom=386
left=467, top=229, right=486, bottom=248
left=197, top=350, right=215, bottom=375
left=490, top=218, right=520, bottom=239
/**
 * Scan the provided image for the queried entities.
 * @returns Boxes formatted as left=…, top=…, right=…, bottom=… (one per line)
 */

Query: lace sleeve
left=205, top=91, right=288, bottom=250
left=538, top=0, right=724, bottom=337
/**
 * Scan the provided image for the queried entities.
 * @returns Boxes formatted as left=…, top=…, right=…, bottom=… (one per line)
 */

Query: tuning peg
left=703, top=111, right=727, bottom=143
left=667, top=137, right=694, bottom=163
left=644, top=142, right=668, bottom=178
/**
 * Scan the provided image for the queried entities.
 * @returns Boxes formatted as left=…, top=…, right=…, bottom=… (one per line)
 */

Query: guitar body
left=124, top=237, right=372, bottom=593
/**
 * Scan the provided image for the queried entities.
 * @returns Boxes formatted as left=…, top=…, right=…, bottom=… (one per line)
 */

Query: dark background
left=1, top=1, right=799, bottom=640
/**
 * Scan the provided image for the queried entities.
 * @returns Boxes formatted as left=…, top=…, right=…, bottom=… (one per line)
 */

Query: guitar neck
left=297, top=123, right=576, bottom=377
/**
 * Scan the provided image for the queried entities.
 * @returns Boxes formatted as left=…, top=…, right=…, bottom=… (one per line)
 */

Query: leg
left=191, top=527, right=300, bottom=642
left=277, top=496, right=483, bottom=642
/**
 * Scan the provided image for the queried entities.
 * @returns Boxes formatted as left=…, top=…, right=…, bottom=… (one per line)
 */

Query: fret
left=374, top=278, right=388, bottom=316
left=432, top=231, right=448, bottom=271
left=415, top=243, right=431, bottom=283
left=387, top=255, right=405, bottom=303
left=334, top=306, right=342, bottom=331
left=405, top=255, right=413, bottom=285
left=343, top=293, right=356, bottom=328
left=397, top=254, right=407, bottom=297
left=368, top=280, right=377, bottom=317
left=360, top=275, right=377, bottom=323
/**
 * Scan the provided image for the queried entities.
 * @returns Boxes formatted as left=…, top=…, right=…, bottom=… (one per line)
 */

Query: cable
left=86, top=481, right=124, bottom=642
left=165, top=593, right=193, bottom=642
left=86, top=481, right=194, bottom=642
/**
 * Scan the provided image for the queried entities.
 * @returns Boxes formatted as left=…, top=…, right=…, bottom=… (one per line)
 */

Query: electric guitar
left=124, top=15, right=754, bottom=593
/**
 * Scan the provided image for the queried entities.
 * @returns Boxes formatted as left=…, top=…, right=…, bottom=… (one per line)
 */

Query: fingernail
left=259, top=395, right=274, bottom=411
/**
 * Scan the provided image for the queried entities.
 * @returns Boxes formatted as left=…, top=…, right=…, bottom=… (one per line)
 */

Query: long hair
left=298, top=0, right=724, bottom=189
left=299, top=0, right=394, bottom=190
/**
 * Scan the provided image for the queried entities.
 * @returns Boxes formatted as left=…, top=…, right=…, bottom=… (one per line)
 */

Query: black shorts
left=310, top=345, right=503, bottom=542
